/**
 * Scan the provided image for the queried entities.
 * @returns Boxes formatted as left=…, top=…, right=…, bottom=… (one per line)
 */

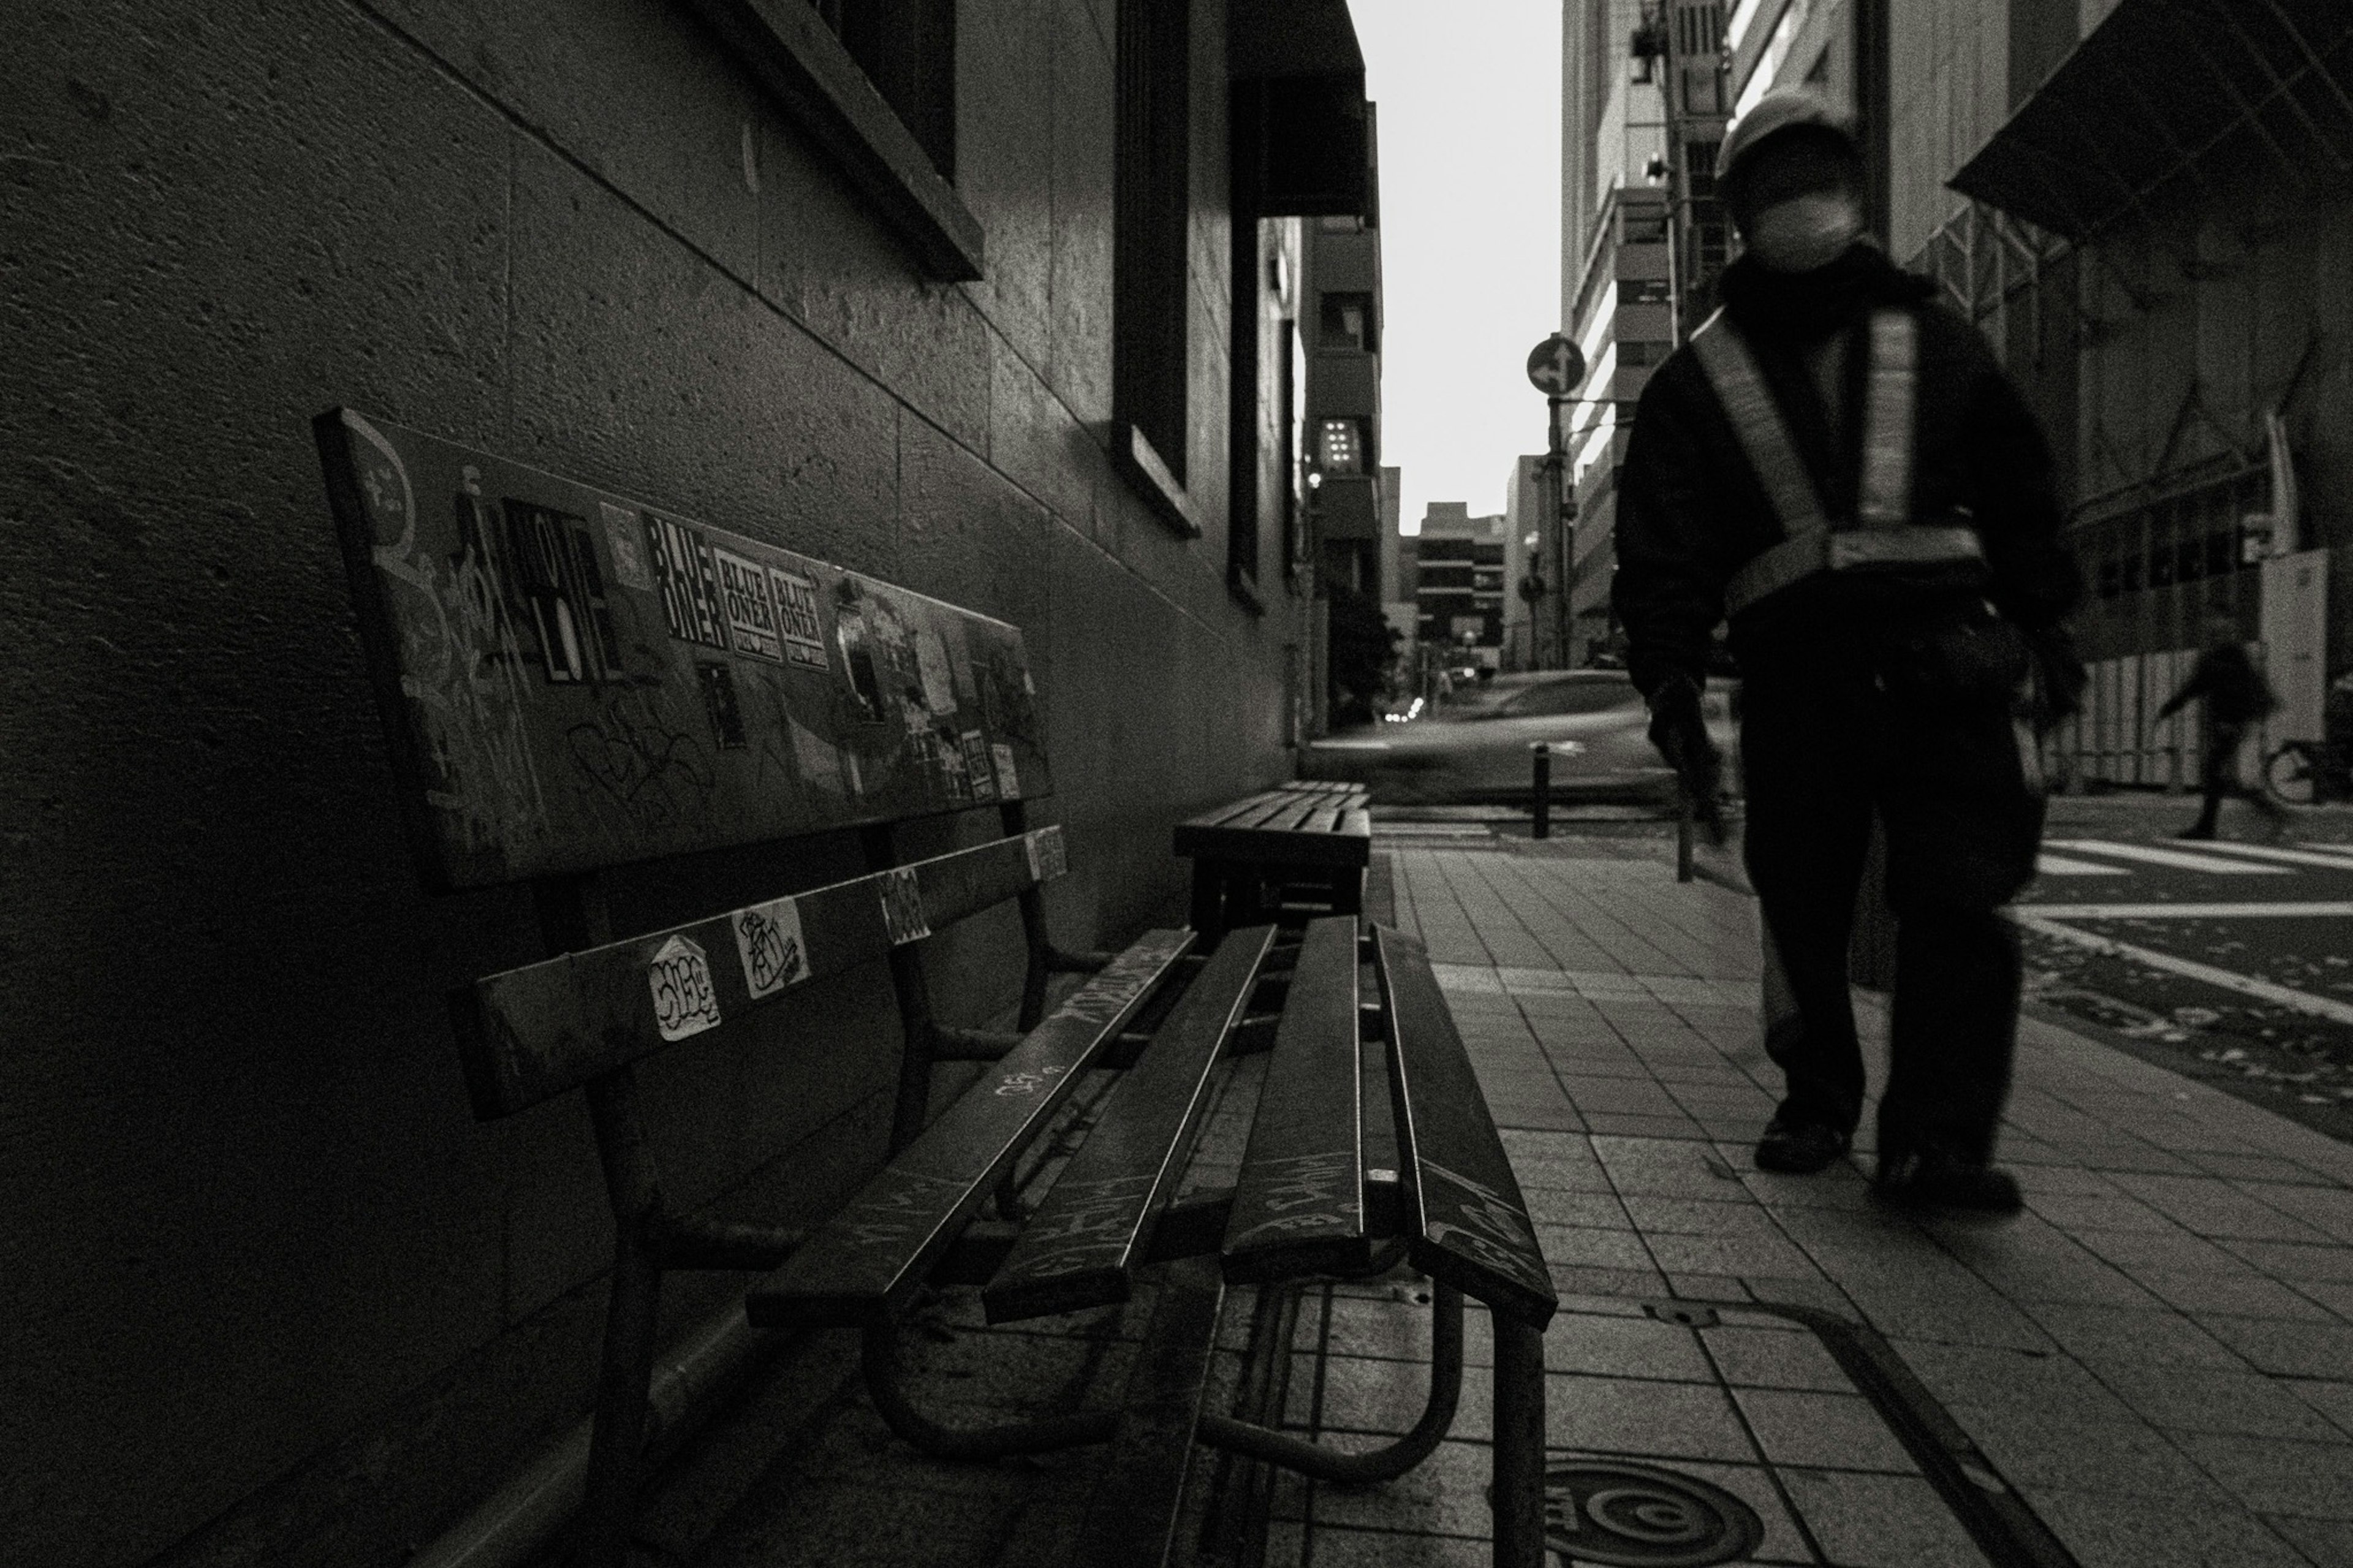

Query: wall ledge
left=1113, top=422, right=1203, bottom=539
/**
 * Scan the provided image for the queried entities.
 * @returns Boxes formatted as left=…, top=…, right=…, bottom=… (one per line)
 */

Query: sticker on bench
left=1025, top=825, right=1068, bottom=885
left=713, top=547, right=787, bottom=663
left=961, top=730, right=998, bottom=800
left=879, top=867, right=930, bottom=945
left=648, top=934, right=723, bottom=1040
left=768, top=567, right=830, bottom=671
left=642, top=512, right=729, bottom=651
left=731, top=896, right=809, bottom=999
left=993, top=1061, right=1070, bottom=1097
left=597, top=502, right=656, bottom=593
left=993, top=742, right=1020, bottom=798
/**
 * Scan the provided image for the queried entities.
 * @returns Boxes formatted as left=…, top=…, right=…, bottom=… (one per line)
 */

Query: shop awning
left=1229, top=0, right=1373, bottom=218
left=1949, top=0, right=2353, bottom=241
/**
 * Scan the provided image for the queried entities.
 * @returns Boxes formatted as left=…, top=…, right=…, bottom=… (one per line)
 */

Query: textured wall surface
left=0, top=1, right=1294, bottom=1563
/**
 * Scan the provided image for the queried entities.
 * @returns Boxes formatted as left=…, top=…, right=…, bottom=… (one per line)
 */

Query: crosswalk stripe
left=2034, top=853, right=2131, bottom=877
left=2042, top=839, right=2290, bottom=876
left=2007, top=912, right=2353, bottom=1026
left=2019, top=901, right=2353, bottom=919
left=2154, top=840, right=2353, bottom=871
left=2296, top=841, right=2353, bottom=860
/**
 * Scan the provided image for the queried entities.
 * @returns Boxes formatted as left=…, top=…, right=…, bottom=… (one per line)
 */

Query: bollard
left=1529, top=743, right=1551, bottom=840
left=1675, top=784, right=1695, bottom=882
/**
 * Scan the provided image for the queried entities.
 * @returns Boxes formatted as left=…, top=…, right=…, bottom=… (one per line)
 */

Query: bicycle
left=2264, top=738, right=2350, bottom=805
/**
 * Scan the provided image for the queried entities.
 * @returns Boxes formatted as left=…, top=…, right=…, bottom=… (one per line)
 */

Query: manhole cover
left=1542, top=1460, right=1764, bottom=1567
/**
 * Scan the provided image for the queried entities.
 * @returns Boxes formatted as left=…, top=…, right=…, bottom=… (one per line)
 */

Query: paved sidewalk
left=1264, top=840, right=2353, bottom=1567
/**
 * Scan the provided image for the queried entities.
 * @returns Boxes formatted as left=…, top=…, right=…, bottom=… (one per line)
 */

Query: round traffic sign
left=1526, top=334, right=1586, bottom=396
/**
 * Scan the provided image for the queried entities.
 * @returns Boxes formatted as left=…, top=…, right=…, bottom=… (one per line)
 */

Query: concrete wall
left=0, top=2, right=1295, bottom=1564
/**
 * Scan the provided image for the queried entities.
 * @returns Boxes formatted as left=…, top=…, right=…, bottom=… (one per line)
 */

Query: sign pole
left=1524, top=335, right=1586, bottom=672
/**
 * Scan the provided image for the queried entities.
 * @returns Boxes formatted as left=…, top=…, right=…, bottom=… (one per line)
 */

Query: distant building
left=1414, top=504, right=1518, bottom=676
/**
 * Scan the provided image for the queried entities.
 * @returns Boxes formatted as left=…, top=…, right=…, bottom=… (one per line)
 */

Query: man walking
left=2158, top=612, right=2285, bottom=839
left=1613, top=93, right=2083, bottom=1214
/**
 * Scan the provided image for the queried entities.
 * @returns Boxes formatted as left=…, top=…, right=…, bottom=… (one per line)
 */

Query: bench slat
left=1338, top=806, right=1372, bottom=839
left=456, top=829, right=1070, bottom=1117
left=1169, top=820, right=1373, bottom=869
left=1302, top=806, right=1340, bottom=835
left=981, top=926, right=1277, bottom=1324
left=1373, top=926, right=1558, bottom=1328
left=745, top=930, right=1195, bottom=1328
left=1222, top=916, right=1366, bottom=1282
left=1195, top=792, right=1283, bottom=829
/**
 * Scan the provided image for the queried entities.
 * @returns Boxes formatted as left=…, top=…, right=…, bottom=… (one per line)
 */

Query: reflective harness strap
left=1695, top=306, right=1982, bottom=617
left=1689, top=311, right=1830, bottom=541
left=1857, top=309, right=1917, bottom=525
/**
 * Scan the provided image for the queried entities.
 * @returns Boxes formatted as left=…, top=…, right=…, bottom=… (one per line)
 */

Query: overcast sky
left=1352, top=0, right=1563, bottom=536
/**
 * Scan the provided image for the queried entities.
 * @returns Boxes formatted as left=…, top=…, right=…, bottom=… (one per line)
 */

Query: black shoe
left=1874, top=1148, right=2023, bottom=1216
left=1754, top=1115, right=1851, bottom=1175
left=2175, top=825, right=2216, bottom=840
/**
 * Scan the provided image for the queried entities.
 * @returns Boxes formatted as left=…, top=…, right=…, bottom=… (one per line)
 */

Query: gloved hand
left=2022, top=623, right=2086, bottom=733
left=1646, top=674, right=1726, bottom=846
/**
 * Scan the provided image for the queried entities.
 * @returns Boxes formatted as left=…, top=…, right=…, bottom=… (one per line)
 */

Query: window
left=809, top=0, right=957, bottom=178
left=1317, top=418, right=1365, bottom=474
left=1320, top=292, right=1376, bottom=352
left=1114, top=0, right=1194, bottom=527
left=1622, top=277, right=1672, bottom=304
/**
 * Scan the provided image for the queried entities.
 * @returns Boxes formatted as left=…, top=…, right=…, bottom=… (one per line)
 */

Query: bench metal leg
left=1194, top=1279, right=1464, bottom=1485
left=859, top=1316, right=1118, bottom=1460
left=1490, top=1312, right=1548, bottom=1568
left=574, top=1068, right=665, bottom=1568
left=1189, top=858, right=1228, bottom=945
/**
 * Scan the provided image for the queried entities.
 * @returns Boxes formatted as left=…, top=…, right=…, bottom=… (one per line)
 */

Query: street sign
left=1525, top=334, right=1585, bottom=397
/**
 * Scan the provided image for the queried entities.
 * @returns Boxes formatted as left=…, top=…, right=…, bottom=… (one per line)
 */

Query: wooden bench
left=1174, top=782, right=1373, bottom=942
left=320, top=411, right=1555, bottom=1567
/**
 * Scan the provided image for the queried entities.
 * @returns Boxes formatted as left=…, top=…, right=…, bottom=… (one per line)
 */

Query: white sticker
left=960, top=730, right=997, bottom=800
left=1026, top=825, right=1068, bottom=884
left=730, top=896, right=808, bottom=999
left=713, top=547, right=786, bottom=662
left=914, top=629, right=958, bottom=715
left=879, top=866, right=930, bottom=945
left=648, top=935, right=722, bottom=1040
left=992, top=743, right=1020, bottom=798
left=599, top=502, right=656, bottom=592
left=768, top=567, right=830, bottom=670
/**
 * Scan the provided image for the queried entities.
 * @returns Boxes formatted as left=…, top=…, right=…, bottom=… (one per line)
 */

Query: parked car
left=1303, top=670, right=1739, bottom=806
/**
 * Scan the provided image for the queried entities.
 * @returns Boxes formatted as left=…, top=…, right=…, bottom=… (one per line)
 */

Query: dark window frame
left=1112, top=0, right=1202, bottom=537
left=680, top=0, right=983, bottom=280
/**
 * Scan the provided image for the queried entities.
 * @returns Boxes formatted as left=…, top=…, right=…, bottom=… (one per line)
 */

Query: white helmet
left=1715, top=90, right=1858, bottom=187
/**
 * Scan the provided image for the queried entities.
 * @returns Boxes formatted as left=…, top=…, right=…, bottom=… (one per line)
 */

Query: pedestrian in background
left=2157, top=610, right=2286, bottom=839
left=1613, top=92, right=2084, bottom=1215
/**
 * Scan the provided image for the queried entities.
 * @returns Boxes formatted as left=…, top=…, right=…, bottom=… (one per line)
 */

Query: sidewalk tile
left=2290, top=1379, right=2353, bottom=1437
left=1778, top=1470, right=1990, bottom=1568
left=1547, top=1373, right=1754, bottom=1461
left=2087, top=1362, right=2347, bottom=1440
left=1733, top=1388, right=1916, bottom=1472
left=2134, top=1268, right=2340, bottom=1319
left=2222, top=1238, right=2353, bottom=1286
left=2025, top=1487, right=2317, bottom=1568
left=1703, top=1324, right=1852, bottom=1392
left=2173, top=1431, right=2353, bottom=1518
left=1542, top=1314, right=1714, bottom=1382
left=2020, top=1303, right=2245, bottom=1369
left=2265, top=1515, right=2353, bottom=1568
left=2193, top=1314, right=2353, bottom=1379
left=1646, top=1232, right=1825, bottom=1281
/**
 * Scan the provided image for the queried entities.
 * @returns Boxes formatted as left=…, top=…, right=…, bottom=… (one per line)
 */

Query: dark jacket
left=2159, top=644, right=2276, bottom=727
left=1612, top=247, right=2081, bottom=698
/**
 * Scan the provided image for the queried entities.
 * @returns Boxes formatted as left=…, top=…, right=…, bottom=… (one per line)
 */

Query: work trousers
left=2188, top=720, right=2284, bottom=834
left=1738, top=663, right=2046, bottom=1162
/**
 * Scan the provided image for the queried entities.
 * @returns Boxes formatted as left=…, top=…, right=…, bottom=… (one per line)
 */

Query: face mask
left=1745, top=191, right=1863, bottom=273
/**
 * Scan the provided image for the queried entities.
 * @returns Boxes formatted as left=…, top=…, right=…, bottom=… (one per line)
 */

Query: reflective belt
left=1691, top=308, right=1983, bottom=617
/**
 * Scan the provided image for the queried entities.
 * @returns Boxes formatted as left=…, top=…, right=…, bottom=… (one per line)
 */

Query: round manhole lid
left=1542, top=1460, right=1765, bottom=1567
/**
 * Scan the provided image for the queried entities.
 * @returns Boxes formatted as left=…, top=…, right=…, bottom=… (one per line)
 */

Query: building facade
left=1, top=4, right=1372, bottom=1565
left=1413, top=502, right=1519, bottom=681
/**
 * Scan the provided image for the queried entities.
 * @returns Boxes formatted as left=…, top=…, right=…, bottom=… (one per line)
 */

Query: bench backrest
left=316, top=408, right=1048, bottom=892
